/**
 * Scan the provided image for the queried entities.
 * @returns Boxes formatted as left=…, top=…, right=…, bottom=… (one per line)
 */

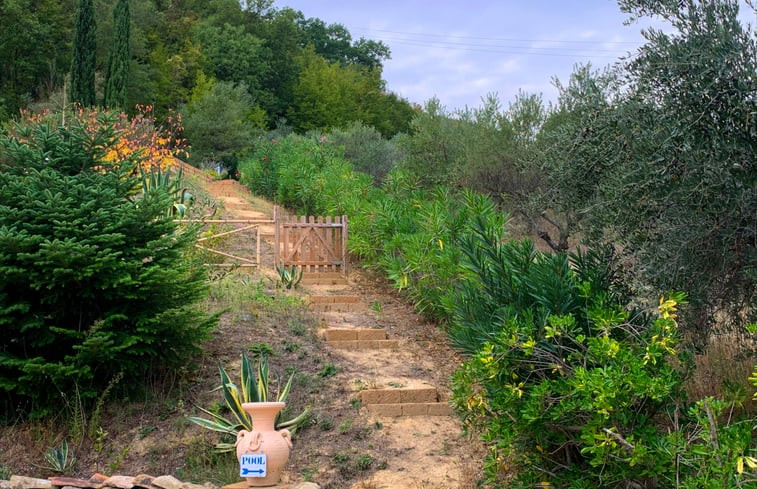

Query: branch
left=602, top=427, right=635, bottom=452
left=703, top=399, right=719, bottom=451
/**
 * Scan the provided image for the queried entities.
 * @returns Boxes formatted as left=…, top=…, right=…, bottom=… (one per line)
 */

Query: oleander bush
left=0, top=109, right=215, bottom=417
left=447, top=215, right=754, bottom=487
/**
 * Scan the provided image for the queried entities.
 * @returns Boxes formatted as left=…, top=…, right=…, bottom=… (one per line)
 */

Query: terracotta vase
left=235, top=402, right=292, bottom=487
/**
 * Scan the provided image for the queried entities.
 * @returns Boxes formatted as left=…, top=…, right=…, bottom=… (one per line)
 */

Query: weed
left=247, top=343, right=274, bottom=358
left=177, top=437, right=239, bottom=485
left=315, top=413, right=334, bottom=431
left=350, top=398, right=361, bottom=410
left=318, top=363, right=340, bottom=378
left=283, top=340, right=301, bottom=353
left=107, top=446, right=130, bottom=475
left=338, top=419, right=353, bottom=434
left=357, top=454, right=375, bottom=471
left=139, top=426, right=157, bottom=439
left=371, top=301, right=383, bottom=316
left=353, top=426, right=373, bottom=440
left=300, top=464, right=318, bottom=481
left=333, top=451, right=351, bottom=464
left=289, top=319, right=307, bottom=336
left=92, top=427, right=108, bottom=453
left=0, top=466, right=10, bottom=479
left=88, top=372, right=124, bottom=441
left=353, top=378, right=376, bottom=391
left=388, top=381, right=405, bottom=388
left=373, top=421, right=383, bottom=430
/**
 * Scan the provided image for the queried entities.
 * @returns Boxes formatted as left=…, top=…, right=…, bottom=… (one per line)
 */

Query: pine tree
left=70, top=0, right=96, bottom=106
left=104, top=0, right=131, bottom=109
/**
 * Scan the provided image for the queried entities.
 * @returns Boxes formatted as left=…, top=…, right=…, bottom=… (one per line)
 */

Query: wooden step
left=357, top=387, right=453, bottom=417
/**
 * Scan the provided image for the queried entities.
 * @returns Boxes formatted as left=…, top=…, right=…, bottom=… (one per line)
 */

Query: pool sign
left=239, top=453, right=267, bottom=478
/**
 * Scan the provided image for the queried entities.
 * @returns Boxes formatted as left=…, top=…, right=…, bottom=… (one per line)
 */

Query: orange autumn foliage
left=17, top=105, right=188, bottom=174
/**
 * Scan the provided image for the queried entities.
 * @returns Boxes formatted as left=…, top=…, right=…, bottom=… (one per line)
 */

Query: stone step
left=308, top=295, right=360, bottom=304
left=364, top=402, right=454, bottom=417
left=357, top=387, right=453, bottom=417
left=324, top=327, right=398, bottom=349
left=323, top=328, right=387, bottom=341
left=358, top=387, right=440, bottom=404
left=309, top=302, right=366, bottom=313
left=327, top=339, right=400, bottom=350
left=300, top=276, right=349, bottom=285
left=303, top=272, right=344, bottom=278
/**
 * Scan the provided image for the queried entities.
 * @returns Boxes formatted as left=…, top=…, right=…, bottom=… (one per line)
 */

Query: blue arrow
left=241, top=468, right=265, bottom=476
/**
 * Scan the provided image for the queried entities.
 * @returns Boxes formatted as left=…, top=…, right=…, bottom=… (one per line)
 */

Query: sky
left=277, top=1, right=755, bottom=113
left=275, top=1, right=661, bottom=112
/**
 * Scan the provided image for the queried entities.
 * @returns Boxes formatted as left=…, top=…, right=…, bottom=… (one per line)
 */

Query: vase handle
left=280, top=428, right=292, bottom=449
left=235, top=429, right=262, bottom=452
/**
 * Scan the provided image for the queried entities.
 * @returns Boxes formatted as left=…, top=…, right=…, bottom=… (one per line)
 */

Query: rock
left=179, top=484, right=210, bottom=489
left=49, top=478, right=96, bottom=489
left=87, top=476, right=107, bottom=487
left=1, top=480, right=11, bottom=489
left=10, top=476, right=53, bottom=489
left=293, top=483, right=320, bottom=489
left=102, top=477, right=134, bottom=489
left=218, top=483, right=247, bottom=489
left=131, top=476, right=154, bottom=489
left=150, top=477, right=182, bottom=489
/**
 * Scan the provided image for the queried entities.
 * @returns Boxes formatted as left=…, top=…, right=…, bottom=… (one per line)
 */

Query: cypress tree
left=70, top=0, right=96, bottom=106
left=104, top=0, right=131, bottom=109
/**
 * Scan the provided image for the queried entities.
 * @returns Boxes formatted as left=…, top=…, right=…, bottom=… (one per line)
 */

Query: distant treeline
left=0, top=0, right=415, bottom=134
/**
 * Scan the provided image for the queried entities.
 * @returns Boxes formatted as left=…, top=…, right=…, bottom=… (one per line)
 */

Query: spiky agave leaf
left=218, top=362, right=252, bottom=430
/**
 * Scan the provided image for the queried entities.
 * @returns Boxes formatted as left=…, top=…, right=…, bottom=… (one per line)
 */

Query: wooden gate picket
left=274, top=207, right=348, bottom=274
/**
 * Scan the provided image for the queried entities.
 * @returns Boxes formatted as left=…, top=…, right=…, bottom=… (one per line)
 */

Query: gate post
left=273, top=205, right=280, bottom=269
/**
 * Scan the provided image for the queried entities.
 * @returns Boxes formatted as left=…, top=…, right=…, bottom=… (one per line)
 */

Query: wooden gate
left=177, top=218, right=273, bottom=268
left=274, top=208, right=348, bottom=274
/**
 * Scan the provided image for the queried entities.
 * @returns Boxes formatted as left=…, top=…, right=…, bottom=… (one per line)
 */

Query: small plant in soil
left=247, top=342, right=274, bottom=358
left=318, top=362, right=340, bottom=378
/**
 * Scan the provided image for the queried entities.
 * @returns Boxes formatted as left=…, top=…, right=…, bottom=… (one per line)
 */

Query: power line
left=378, top=38, right=627, bottom=58
left=349, top=27, right=640, bottom=59
left=350, top=26, right=643, bottom=46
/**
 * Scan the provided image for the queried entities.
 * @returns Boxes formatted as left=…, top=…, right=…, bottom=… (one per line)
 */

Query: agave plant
left=277, top=264, right=303, bottom=289
left=188, top=354, right=310, bottom=452
left=138, top=164, right=194, bottom=217
left=42, top=439, right=76, bottom=473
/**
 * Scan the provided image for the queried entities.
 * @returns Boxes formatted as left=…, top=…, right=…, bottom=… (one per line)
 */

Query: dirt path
left=194, top=171, right=484, bottom=488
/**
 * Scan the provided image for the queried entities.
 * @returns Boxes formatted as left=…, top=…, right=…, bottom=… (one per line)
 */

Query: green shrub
left=182, top=80, right=259, bottom=173
left=327, top=121, right=403, bottom=185
left=447, top=220, right=754, bottom=487
left=0, top=110, right=215, bottom=416
left=239, top=134, right=372, bottom=216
